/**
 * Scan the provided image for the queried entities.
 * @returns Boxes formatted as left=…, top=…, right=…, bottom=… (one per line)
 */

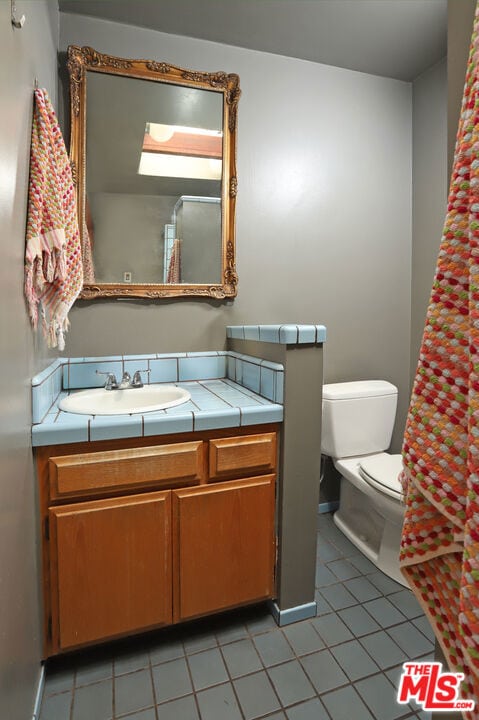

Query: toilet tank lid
left=323, top=380, right=398, bottom=400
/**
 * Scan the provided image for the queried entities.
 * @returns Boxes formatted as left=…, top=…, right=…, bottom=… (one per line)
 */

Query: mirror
left=67, top=46, right=240, bottom=299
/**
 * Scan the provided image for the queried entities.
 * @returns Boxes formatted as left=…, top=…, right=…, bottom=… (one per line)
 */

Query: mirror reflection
left=86, top=73, right=223, bottom=285
left=67, top=46, right=240, bottom=299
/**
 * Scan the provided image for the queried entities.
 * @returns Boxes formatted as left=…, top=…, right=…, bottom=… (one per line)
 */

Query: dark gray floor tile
left=216, top=618, right=249, bottom=645
left=43, top=668, right=75, bottom=696
left=359, top=631, right=407, bottom=670
left=220, top=638, right=262, bottom=678
left=348, top=553, right=378, bottom=576
left=188, top=647, right=228, bottom=690
left=368, top=570, right=405, bottom=596
left=385, top=664, right=412, bottom=693
left=355, top=672, right=409, bottom=720
left=328, top=558, right=362, bottom=581
left=253, top=629, right=295, bottom=666
left=152, top=657, right=193, bottom=704
left=415, top=711, right=432, bottom=719
left=363, top=597, right=407, bottom=628
left=311, top=613, right=354, bottom=646
left=388, top=590, right=424, bottom=619
left=121, top=709, right=156, bottom=720
left=344, top=576, right=382, bottom=603
left=319, top=583, right=358, bottom=610
left=315, top=562, right=337, bottom=586
left=155, top=694, right=199, bottom=720
left=330, top=639, right=380, bottom=681
left=183, top=627, right=218, bottom=655
left=387, top=623, right=434, bottom=659
left=76, top=657, right=113, bottom=686
left=265, top=714, right=287, bottom=720
left=412, top=616, right=435, bottom=643
left=283, top=621, right=325, bottom=656
left=196, top=682, right=243, bottom=720
left=285, top=697, right=329, bottom=720
left=234, top=671, right=281, bottom=719
left=321, top=685, right=374, bottom=720
left=40, top=690, right=73, bottom=720
left=328, top=530, right=358, bottom=556
left=338, top=605, right=381, bottom=637
left=114, top=670, right=154, bottom=717
left=246, top=610, right=277, bottom=635
left=149, top=637, right=184, bottom=666
left=316, top=536, right=343, bottom=562
left=114, top=650, right=150, bottom=676
left=267, top=660, right=315, bottom=707
left=301, top=649, right=348, bottom=694
left=314, top=592, right=332, bottom=616
left=72, top=678, right=113, bottom=720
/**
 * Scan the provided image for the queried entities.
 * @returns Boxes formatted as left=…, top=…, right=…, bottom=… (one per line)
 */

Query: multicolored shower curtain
left=400, top=4, right=479, bottom=715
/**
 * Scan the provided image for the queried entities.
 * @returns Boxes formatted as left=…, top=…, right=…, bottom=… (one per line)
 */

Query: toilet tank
left=321, top=380, right=398, bottom=458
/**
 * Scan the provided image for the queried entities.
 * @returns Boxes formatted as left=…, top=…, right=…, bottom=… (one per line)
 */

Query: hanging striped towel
left=400, top=4, right=479, bottom=713
left=167, top=238, right=181, bottom=283
left=24, top=89, right=83, bottom=350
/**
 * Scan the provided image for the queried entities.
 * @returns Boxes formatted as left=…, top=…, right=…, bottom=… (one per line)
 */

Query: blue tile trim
left=268, top=601, right=317, bottom=626
left=227, top=324, right=327, bottom=345
left=318, top=500, right=340, bottom=514
left=89, top=415, right=143, bottom=442
left=31, top=360, right=65, bottom=424
left=240, top=404, right=283, bottom=426
left=31, top=358, right=63, bottom=386
left=143, top=412, right=194, bottom=437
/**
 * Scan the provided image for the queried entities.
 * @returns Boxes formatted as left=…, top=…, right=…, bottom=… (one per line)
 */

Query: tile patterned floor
left=39, top=512, right=434, bottom=720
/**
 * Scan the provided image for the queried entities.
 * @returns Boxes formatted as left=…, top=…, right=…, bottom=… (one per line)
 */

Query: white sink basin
left=59, top=385, right=191, bottom=415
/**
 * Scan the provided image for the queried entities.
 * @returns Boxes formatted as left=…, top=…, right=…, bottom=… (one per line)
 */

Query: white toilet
left=321, top=380, right=407, bottom=587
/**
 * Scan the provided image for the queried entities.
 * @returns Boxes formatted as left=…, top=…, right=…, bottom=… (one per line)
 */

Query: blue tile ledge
left=226, top=324, right=327, bottom=344
left=32, top=379, right=283, bottom=447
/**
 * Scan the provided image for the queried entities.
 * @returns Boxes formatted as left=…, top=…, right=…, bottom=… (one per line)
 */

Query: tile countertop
left=32, top=378, right=283, bottom=447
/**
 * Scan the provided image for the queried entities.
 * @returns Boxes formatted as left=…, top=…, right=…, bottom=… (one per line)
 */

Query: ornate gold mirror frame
left=67, top=46, right=240, bottom=299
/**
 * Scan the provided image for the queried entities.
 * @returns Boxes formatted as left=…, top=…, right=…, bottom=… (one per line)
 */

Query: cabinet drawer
left=209, top=432, right=277, bottom=480
left=49, top=442, right=205, bottom=500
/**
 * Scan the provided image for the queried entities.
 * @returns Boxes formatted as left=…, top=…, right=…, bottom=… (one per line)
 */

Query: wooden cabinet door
left=173, top=475, right=276, bottom=622
left=49, top=491, right=171, bottom=651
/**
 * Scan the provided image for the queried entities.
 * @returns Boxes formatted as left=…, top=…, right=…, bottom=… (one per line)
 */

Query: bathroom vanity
left=36, top=426, right=278, bottom=656
left=32, top=326, right=326, bottom=657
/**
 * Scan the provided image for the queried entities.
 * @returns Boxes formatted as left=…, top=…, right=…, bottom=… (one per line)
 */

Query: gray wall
left=0, top=2, right=59, bottom=718
left=410, top=59, right=447, bottom=380
left=60, top=14, right=412, bottom=451
left=89, top=193, right=175, bottom=283
left=447, top=0, right=476, bottom=175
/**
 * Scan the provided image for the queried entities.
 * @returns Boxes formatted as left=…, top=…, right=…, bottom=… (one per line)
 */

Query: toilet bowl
left=321, top=380, right=407, bottom=587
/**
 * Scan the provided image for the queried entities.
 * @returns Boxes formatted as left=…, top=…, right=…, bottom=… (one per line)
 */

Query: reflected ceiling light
left=148, top=123, right=174, bottom=143
left=138, top=152, right=222, bottom=180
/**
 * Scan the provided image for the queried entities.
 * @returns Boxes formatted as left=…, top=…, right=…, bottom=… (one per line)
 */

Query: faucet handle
left=131, top=369, right=150, bottom=388
left=96, top=370, right=119, bottom=390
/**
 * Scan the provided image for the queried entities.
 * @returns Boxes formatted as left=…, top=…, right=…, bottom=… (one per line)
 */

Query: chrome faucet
left=96, top=371, right=119, bottom=391
left=96, top=368, right=150, bottom=390
left=118, top=372, right=132, bottom=390
left=131, top=369, right=150, bottom=388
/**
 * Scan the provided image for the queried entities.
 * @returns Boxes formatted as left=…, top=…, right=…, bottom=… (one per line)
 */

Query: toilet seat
left=358, top=453, right=403, bottom=500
